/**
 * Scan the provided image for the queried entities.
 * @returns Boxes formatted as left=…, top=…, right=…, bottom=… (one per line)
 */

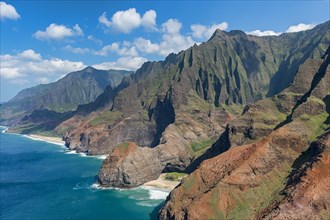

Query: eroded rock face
left=159, top=48, right=330, bottom=219
left=159, top=125, right=330, bottom=220
left=259, top=132, right=330, bottom=220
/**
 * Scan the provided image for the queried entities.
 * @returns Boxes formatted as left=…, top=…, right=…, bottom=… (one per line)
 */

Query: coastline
left=26, top=134, right=65, bottom=146
left=2, top=127, right=179, bottom=191
left=143, top=174, right=181, bottom=191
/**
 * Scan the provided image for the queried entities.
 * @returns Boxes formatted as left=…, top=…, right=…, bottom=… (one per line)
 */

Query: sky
left=0, top=0, right=329, bottom=102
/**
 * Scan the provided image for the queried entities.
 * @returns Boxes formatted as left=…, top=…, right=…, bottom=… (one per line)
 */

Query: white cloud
left=134, top=37, right=159, bottom=54
left=246, top=22, right=316, bottom=37
left=93, top=56, right=147, bottom=71
left=0, top=50, right=86, bottom=81
left=158, top=19, right=195, bottom=56
left=0, top=2, right=20, bottom=20
left=114, top=18, right=196, bottom=57
left=18, top=49, right=42, bottom=61
left=286, top=23, right=316, bottom=33
left=191, top=22, right=228, bottom=39
left=87, top=35, right=103, bottom=46
left=94, top=42, right=138, bottom=57
left=246, top=30, right=282, bottom=37
left=64, top=45, right=90, bottom=54
left=141, top=10, right=157, bottom=31
left=36, top=77, right=49, bottom=84
left=34, top=23, right=84, bottom=40
left=162, top=19, right=182, bottom=34
left=98, top=8, right=157, bottom=33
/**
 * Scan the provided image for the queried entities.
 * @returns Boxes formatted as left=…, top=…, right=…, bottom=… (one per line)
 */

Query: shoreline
left=27, top=134, right=65, bottom=146
left=143, top=174, right=181, bottom=191
left=2, top=128, right=179, bottom=191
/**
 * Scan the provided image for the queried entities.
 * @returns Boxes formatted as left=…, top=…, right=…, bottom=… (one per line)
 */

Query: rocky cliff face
left=57, top=22, right=329, bottom=189
left=159, top=47, right=330, bottom=219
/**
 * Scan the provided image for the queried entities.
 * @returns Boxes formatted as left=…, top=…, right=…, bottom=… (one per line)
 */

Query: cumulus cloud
left=246, top=30, right=282, bottom=37
left=0, top=2, right=20, bottom=20
left=162, top=18, right=182, bottom=34
left=34, top=23, right=84, bottom=40
left=18, top=49, right=42, bottom=61
left=191, top=22, right=228, bottom=39
left=93, top=56, right=147, bottom=71
left=246, top=22, right=316, bottom=37
left=64, top=45, right=90, bottom=54
left=114, top=18, right=196, bottom=57
left=98, top=8, right=157, bottom=33
left=87, top=35, right=103, bottom=46
left=286, top=23, right=316, bottom=33
left=93, top=42, right=138, bottom=57
left=134, top=37, right=159, bottom=54
left=0, top=49, right=86, bottom=81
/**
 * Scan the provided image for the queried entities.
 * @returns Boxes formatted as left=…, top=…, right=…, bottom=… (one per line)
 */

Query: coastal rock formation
left=159, top=47, right=330, bottom=219
left=58, top=21, right=330, bottom=188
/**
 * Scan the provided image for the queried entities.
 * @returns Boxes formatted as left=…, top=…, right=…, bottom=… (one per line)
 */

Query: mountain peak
left=210, top=28, right=227, bottom=39
left=83, top=66, right=96, bottom=73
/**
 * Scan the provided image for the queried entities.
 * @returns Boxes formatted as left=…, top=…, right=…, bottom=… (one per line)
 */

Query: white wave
left=65, top=150, right=78, bottom=154
left=140, top=186, right=169, bottom=200
left=95, top=155, right=108, bottom=160
left=79, top=152, right=87, bottom=157
left=136, top=201, right=159, bottom=207
left=0, top=126, right=8, bottom=133
left=90, top=183, right=114, bottom=190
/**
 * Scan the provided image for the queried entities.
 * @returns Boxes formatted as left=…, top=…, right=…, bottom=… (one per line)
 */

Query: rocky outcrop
left=158, top=47, right=330, bottom=219
left=258, top=132, right=330, bottom=220
left=98, top=107, right=234, bottom=187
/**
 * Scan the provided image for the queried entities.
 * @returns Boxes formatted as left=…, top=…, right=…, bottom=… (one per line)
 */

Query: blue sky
left=0, top=0, right=329, bottom=102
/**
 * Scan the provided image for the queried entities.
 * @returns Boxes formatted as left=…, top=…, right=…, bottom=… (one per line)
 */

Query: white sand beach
left=143, top=174, right=181, bottom=191
left=28, top=134, right=65, bottom=146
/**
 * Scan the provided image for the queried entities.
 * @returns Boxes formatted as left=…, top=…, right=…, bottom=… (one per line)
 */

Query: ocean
left=0, top=127, right=166, bottom=220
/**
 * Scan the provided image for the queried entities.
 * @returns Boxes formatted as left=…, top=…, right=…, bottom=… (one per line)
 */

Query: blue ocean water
left=0, top=128, right=166, bottom=220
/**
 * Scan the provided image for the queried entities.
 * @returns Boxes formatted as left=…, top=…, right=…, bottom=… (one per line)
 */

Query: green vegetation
left=182, top=175, right=196, bottom=192
left=301, top=112, right=328, bottom=142
left=221, top=103, right=244, bottom=116
left=117, top=142, right=130, bottom=155
left=191, top=139, right=213, bottom=157
left=90, top=111, right=123, bottom=126
left=225, top=167, right=290, bottom=219
left=164, top=172, right=188, bottom=181
left=209, top=189, right=226, bottom=220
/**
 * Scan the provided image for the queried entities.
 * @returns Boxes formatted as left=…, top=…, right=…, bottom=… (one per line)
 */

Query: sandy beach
left=28, top=134, right=65, bottom=145
left=143, top=174, right=181, bottom=191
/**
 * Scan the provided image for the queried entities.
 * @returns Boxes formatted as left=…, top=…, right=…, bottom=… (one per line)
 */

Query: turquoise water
left=0, top=128, right=165, bottom=220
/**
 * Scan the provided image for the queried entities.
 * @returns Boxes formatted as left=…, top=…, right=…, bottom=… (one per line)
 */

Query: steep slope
left=56, top=21, right=330, bottom=189
left=0, top=67, right=132, bottom=124
left=159, top=47, right=330, bottom=219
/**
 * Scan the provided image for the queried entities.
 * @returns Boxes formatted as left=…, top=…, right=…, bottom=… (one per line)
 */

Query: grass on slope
left=164, top=172, right=188, bottom=181
left=89, top=111, right=123, bottom=126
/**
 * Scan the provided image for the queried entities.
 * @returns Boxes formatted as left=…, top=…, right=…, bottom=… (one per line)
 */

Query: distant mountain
left=1, top=67, right=132, bottom=123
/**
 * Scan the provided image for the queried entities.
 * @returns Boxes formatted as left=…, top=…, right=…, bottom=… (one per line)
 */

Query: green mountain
left=51, top=21, right=329, bottom=188
left=4, top=20, right=329, bottom=219
left=159, top=45, right=330, bottom=220
left=0, top=67, right=132, bottom=123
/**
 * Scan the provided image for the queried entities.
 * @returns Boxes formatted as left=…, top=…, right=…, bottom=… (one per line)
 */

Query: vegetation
left=164, top=172, right=188, bottom=181
left=191, top=139, right=213, bottom=156
left=117, top=142, right=130, bottom=155
left=89, top=111, right=123, bottom=126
